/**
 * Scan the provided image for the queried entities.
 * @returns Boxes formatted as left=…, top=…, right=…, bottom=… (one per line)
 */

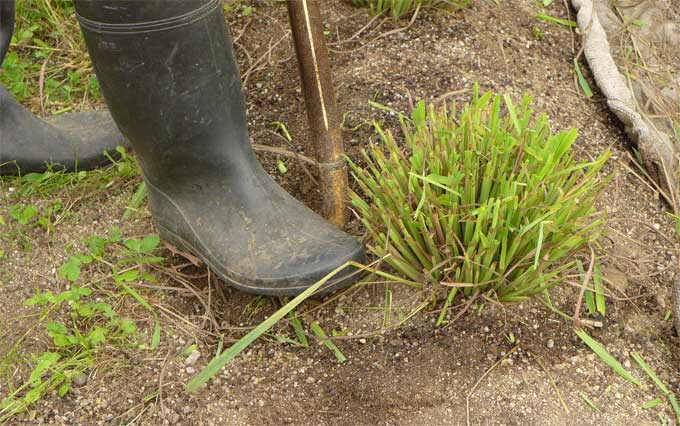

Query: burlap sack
left=570, top=0, right=680, bottom=331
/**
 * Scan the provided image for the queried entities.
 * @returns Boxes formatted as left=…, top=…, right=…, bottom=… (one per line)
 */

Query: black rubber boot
left=73, top=0, right=365, bottom=296
left=0, top=0, right=124, bottom=175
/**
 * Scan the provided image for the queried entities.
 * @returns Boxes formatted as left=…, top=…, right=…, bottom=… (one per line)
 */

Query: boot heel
left=155, top=222, right=191, bottom=255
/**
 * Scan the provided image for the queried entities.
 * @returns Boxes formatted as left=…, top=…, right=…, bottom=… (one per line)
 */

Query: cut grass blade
left=575, top=329, right=640, bottom=386
left=288, top=309, right=309, bottom=348
left=536, top=12, right=577, bottom=27
left=578, top=390, right=600, bottom=411
left=310, top=321, right=347, bottom=363
left=642, top=398, right=663, bottom=410
left=186, top=262, right=353, bottom=392
left=150, top=320, right=161, bottom=350
left=593, top=263, right=605, bottom=316
left=574, top=59, right=594, bottom=98
left=436, top=287, right=458, bottom=326
left=123, top=181, right=147, bottom=219
left=632, top=352, right=680, bottom=422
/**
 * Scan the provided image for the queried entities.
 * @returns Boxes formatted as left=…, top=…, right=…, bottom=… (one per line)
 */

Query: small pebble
left=167, top=412, right=180, bottom=425
left=73, top=373, right=88, bottom=387
left=547, top=339, right=555, bottom=349
left=185, top=350, right=201, bottom=365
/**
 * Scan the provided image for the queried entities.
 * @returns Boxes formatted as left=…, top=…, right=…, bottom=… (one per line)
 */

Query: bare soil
left=1, top=1, right=679, bottom=425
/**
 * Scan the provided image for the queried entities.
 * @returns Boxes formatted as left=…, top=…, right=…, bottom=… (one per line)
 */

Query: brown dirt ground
left=1, top=0, right=680, bottom=425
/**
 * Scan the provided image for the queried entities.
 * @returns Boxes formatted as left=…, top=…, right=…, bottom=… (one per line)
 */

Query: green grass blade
left=503, top=95, right=521, bottom=133
left=288, top=309, right=309, bottom=348
left=632, top=352, right=680, bottom=422
left=577, top=259, right=596, bottom=315
left=575, top=329, right=640, bottom=386
left=593, top=263, right=606, bottom=316
left=533, top=221, right=545, bottom=269
left=642, top=398, right=663, bottom=410
left=436, top=287, right=458, bottom=326
left=536, top=12, right=577, bottom=27
left=186, top=262, right=352, bottom=392
left=150, top=320, right=161, bottom=350
left=578, top=391, right=600, bottom=411
left=118, top=282, right=153, bottom=312
left=123, top=181, right=147, bottom=219
left=573, top=59, right=594, bottom=98
left=310, top=321, right=347, bottom=363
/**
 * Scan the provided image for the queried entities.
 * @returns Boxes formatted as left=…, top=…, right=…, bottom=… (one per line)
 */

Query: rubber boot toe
left=1, top=86, right=125, bottom=175
left=148, top=174, right=366, bottom=296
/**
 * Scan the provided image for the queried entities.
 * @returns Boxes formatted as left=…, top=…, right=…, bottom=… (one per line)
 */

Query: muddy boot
left=0, top=0, right=125, bottom=175
left=73, top=0, right=365, bottom=296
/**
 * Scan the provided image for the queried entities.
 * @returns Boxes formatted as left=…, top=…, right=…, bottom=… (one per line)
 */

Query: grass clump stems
left=349, top=87, right=610, bottom=307
left=349, top=0, right=470, bottom=19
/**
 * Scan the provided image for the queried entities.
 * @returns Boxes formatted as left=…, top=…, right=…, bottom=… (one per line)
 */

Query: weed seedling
left=0, top=228, right=164, bottom=422
left=0, top=287, right=137, bottom=421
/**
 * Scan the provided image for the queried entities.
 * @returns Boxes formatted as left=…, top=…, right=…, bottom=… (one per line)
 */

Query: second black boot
left=73, top=0, right=365, bottom=296
left=0, top=0, right=125, bottom=175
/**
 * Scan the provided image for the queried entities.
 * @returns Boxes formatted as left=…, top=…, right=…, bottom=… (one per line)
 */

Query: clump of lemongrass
left=349, top=0, right=469, bottom=19
left=348, top=88, right=610, bottom=304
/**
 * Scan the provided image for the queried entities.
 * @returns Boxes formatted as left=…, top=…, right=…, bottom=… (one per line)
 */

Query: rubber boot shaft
left=75, top=0, right=255, bottom=186
left=73, top=0, right=210, bottom=25
left=0, top=0, right=14, bottom=65
left=74, top=0, right=365, bottom=295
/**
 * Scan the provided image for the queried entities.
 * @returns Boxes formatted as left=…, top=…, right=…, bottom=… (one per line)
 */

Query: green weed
left=349, top=87, right=610, bottom=315
left=0, top=286, right=137, bottom=422
left=1, top=146, right=141, bottom=255
left=350, top=0, right=469, bottom=19
left=1, top=146, right=139, bottom=199
left=0, top=229, right=163, bottom=422
left=535, top=12, right=577, bottom=27
left=2, top=0, right=99, bottom=110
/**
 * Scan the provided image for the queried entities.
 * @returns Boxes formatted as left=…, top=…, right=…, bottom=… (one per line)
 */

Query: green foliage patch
left=2, top=0, right=100, bottom=109
left=0, top=229, right=163, bottom=422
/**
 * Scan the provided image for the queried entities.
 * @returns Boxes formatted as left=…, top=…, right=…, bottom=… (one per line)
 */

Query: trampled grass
left=349, top=87, right=610, bottom=310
